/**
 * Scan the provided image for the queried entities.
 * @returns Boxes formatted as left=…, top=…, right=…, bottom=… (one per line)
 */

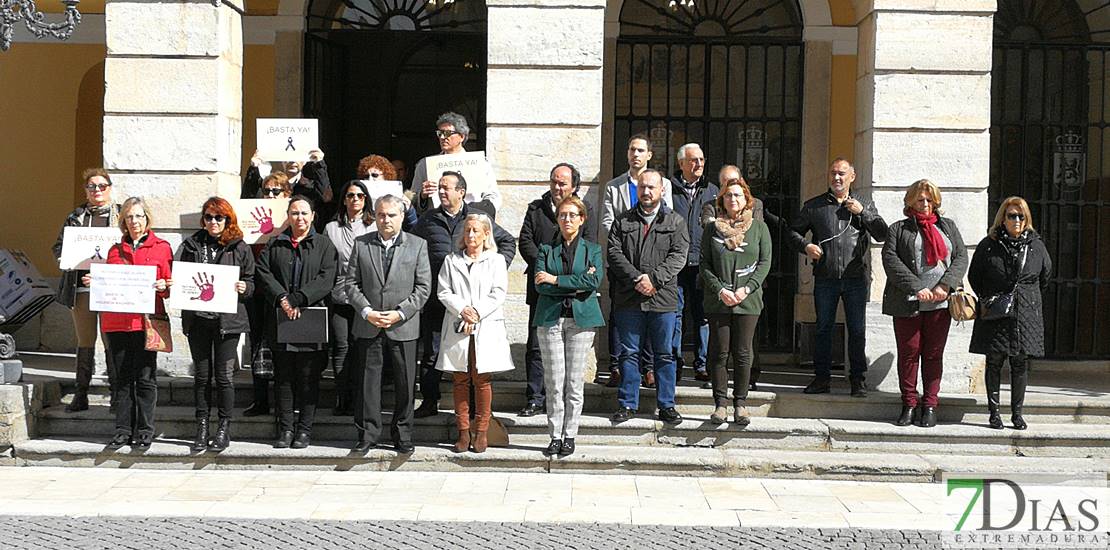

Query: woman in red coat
left=85, top=197, right=173, bottom=450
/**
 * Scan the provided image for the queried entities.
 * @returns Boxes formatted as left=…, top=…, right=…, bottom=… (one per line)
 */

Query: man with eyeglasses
left=786, top=157, right=888, bottom=397
left=411, top=171, right=516, bottom=418
left=409, top=112, right=502, bottom=217
left=516, top=163, right=598, bottom=417
left=669, top=143, right=719, bottom=384
left=242, top=147, right=333, bottom=230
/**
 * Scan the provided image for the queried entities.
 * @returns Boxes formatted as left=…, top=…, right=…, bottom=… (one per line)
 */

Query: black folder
left=276, top=306, right=329, bottom=344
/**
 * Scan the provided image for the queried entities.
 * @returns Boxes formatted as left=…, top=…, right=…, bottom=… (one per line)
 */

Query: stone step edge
left=8, top=438, right=1110, bottom=482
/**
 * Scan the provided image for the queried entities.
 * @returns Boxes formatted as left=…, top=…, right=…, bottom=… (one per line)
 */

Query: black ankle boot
left=209, top=418, right=230, bottom=451
left=192, top=418, right=210, bottom=452
left=918, top=406, right=937, bottom=428
left=895, top=406, right=913, bottom=426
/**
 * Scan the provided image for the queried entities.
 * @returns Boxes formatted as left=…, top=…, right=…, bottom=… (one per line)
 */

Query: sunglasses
left=346, top=192, right=366, bottom=200
left=367, top=172, right=384, bottom=179
left=1006, top=213, right=1025, bottom=222
left=435, top=129, right=461, bottom=139
left=85, top=183, right=111, bottom=191
left=262, top=188, right=284, bottom=196
left=203, top=214, right=227, bottom=223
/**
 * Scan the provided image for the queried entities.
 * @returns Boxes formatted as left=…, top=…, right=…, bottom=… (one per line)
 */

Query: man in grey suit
left=343, top=195, right=432, bottom=453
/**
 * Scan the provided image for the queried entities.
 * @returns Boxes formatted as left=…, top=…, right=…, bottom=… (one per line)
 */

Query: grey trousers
left=538, top=318, right=596, bottom=440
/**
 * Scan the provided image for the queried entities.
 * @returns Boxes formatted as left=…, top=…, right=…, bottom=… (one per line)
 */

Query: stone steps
left=37, top=404, right=1110, bottom=459
left=8, top=437, right=1109, bottom=482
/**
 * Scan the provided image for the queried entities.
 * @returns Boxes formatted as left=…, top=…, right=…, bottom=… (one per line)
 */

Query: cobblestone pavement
left=1, top=516, right=945, bottom=550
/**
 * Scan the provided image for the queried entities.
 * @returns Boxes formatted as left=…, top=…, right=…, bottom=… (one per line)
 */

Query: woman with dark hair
left=700, top=177, right=771, bottom=426
left=176, top=197, right=256, bottom=451
left=881, top=179, right=968, bottom=428
left=52, top=168, right=120, bottom=412
left=84, top=197, right=173, bottom=450
left=324, top=180, right=373, bottom=415
left=969, top=196, right=1052, bottom=431
left=256, top=195, right=339, bottom=449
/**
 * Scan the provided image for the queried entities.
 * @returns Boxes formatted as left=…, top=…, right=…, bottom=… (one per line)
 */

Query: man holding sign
left=245, top=118, right=333, bottom=230
left=51, top=168, right=121, bottom=413
left=174, top=197, right=255, bottom=452
left=409, top=112, right=501, bottom=217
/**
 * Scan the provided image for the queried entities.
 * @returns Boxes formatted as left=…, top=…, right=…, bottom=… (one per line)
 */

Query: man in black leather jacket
left=788, top=158, right=887, bottom=397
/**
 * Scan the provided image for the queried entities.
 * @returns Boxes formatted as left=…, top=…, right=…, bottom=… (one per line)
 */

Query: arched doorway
left=614, top=0, right=805, bottom=352
left=304, top=0, right=487, bottom=183
left=991, top=0, right=1110, bottom=358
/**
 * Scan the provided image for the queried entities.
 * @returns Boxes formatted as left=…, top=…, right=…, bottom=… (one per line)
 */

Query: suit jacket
left=533, top=237, right=605, bottom=328
left=342, top=231, right=431, bottom=342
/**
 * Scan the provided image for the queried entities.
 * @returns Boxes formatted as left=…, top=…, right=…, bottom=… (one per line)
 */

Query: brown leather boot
left=472, top=373, right=492, bottom=453
left=452, top=372, right=471, bottom=452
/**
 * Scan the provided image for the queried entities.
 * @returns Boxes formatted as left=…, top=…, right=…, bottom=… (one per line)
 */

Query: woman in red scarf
left=880, top=180, right=968, bottom=428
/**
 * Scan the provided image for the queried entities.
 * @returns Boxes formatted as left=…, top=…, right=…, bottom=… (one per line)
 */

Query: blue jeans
left=613, top=308, right=678, bottom=410
left=676, top=266, right=709, bottom=372
left=813, top=277, right=869, bottom=379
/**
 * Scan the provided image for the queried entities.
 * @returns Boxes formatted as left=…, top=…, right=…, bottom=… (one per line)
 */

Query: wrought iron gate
left=991, top=0, right=1110, bottom=358
left=614, top=0, right=804, bottom=352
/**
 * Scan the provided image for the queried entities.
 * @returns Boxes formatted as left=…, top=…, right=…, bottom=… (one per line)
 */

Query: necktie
left=382, top=243, right=395, bottom=281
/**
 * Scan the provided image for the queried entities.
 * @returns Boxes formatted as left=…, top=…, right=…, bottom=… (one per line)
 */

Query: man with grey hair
left=342, top=194, right=431, bottom=454
left=669, top=143, right=718, bottom=383
left=409, top=112, right=502, bottom=217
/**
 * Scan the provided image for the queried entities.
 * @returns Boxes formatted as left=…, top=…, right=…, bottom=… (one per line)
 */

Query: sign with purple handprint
left=231, top=199, right=290, bottom=245
left=168, top=261, right=240, bottom=314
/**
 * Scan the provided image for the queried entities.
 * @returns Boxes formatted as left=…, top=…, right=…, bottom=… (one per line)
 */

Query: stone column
left=102, top=0, right=244, bottom=374
left=485, top=0, right=606, bottom=376
left=853, top=0, right=995, bottom=394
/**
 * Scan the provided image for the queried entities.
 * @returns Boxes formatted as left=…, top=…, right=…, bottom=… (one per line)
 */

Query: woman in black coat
left=968, top=196, right=1052, bottom=430
left=175, top=197, right=256, bottom=452
left=256, top=195, right=339, bottom=449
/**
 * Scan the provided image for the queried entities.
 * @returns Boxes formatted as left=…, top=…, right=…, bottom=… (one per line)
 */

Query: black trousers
left=106, top=331, right=157, bottom=437
left=329, top=303, right=357, bottom=397
left=354, top=334, right=417, bottom=445
left=418, top=305, right=445, bottom=403
left=247, top=295, right=271, bottom=408
left=273, top=349, right=327, bottom=435
left=524, top=305, right=545, bottom=406
left=707, top=314, right=759, bottom=406
left=187, top=318, right=238, bottom=421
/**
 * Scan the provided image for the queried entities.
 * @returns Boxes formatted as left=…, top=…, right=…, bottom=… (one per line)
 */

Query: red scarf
left=914, top=212, right=947, bottom=266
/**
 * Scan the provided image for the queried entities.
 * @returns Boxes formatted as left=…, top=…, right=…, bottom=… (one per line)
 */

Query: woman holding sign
left=52, top=168, right=120, bottom=413
left=256, top=196, right=339, bottom=450
left=176, top=197, right=255, bottom=452
left=84, top=197, right=173, bottom=450
left=409, top=112, right=501, bottom=216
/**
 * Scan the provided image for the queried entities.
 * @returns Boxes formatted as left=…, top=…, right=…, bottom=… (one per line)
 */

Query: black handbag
left=979, top=244, right=1027, bottom=321
left=251, top=341, right=274, bottom=380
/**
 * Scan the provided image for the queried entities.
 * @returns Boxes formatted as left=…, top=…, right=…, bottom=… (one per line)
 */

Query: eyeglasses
left=367, top=172, right=384, bottom=179
left=435, top=129, right=461, bottom=139
left=203, top=214, right=227, bottom=223
left=262, top=188, right=284, bottom=196
left=346, top=192, right=366, bottom=200
left=1006, top=213, right=1025, bottom=222
left=85, top=183, right=111, bottom=191
left=721, top=192, right=745, bottom=199
left=557, top=212, right=581, bottom=220
left=124, top=214, right=147, bottom=221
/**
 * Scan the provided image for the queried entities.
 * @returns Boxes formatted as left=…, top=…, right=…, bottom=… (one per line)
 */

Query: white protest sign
left=362, top=180, right=405, bottom=206
left=425, top=151, right=493, bottom=208
left=168, top=261, right=240, bottom=314
left=89, top=263, right=157, bottom=314
left=58, top=227, right=121, bottom=270
left=256, top=118, right=319, bottom=162
left=232, top=199, right=290, bottom=245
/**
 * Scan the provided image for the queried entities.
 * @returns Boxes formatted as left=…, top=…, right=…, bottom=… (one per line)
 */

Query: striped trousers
left=537, top=318, right=596, bottom=440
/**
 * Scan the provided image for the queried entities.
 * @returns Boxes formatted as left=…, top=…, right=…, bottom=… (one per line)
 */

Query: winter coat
left=435, top=249, right=514, bottom=374
left=518, top=191, right=598, bottom=305
left=174, top=230, right=256, bottom=336
left=606, top=205, right=689, bottom=312
left=699, top=219, right=772, bottom=316
left=255, top=228, right=339, bottom=352
left=52, top=203, right=121, bottom=308
left=881, top=216, right=969, bottom=318
left=532, top=237, right=605, bottom=329
left=670, top=175, right=719, bottom=266
left=412, top=203, right=516, bottom=307
left=968, top=229, right=1053, bottom=357
left=99, top=232, right=174, bottom=333
left=788, top=190, right=888, bottom=280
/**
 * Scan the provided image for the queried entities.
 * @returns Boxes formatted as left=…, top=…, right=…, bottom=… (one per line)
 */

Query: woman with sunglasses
left=408, top=112, right=501, bottom=216
left=175, top=197, right=255, bottom=451
left=324, top=180, right=374, bottom=416
left=968, top=197, right=1052, bottom=431
left=356, top=154, right=417, bottom=231
left=52, top=168, right=121, bottom=413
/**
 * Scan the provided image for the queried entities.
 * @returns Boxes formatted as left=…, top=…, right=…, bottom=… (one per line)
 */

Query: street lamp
left=1, top=0, right=82, bottom=52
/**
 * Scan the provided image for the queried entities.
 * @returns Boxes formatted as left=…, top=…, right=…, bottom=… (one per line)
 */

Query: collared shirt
left=360, top=231, right=407, bottom=322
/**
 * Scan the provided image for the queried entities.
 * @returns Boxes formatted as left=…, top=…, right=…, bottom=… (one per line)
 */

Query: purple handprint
left=191, top=272, right=215, bottom=302
left=251, top=206, right=274, bottom=235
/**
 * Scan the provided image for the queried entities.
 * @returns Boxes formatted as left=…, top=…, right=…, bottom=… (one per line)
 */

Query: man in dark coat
left=517, top=163, right=598, bottom=417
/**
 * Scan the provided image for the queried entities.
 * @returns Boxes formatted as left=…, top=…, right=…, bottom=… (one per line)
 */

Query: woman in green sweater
left=700, top=177, right=772, bottom=425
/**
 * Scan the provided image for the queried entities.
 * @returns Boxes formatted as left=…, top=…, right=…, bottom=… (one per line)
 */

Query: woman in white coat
left=437, top=213, right=514, bottom=453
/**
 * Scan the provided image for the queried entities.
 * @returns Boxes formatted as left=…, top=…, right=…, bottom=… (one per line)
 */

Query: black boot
left=243, top=377, right=270, bottom=417
left=985, top=356, right=1004, bottom=429
left=895, top=405, right=914, bottom=426
left=918, top=406, right=937, bottom=428
left=1010, top=356, right=1028, bottom=430
left=66, top=347, right=94, bottom=412
left=209, top=418, right=230, bottom=451
left=192, top=417, right=210, bottom=452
